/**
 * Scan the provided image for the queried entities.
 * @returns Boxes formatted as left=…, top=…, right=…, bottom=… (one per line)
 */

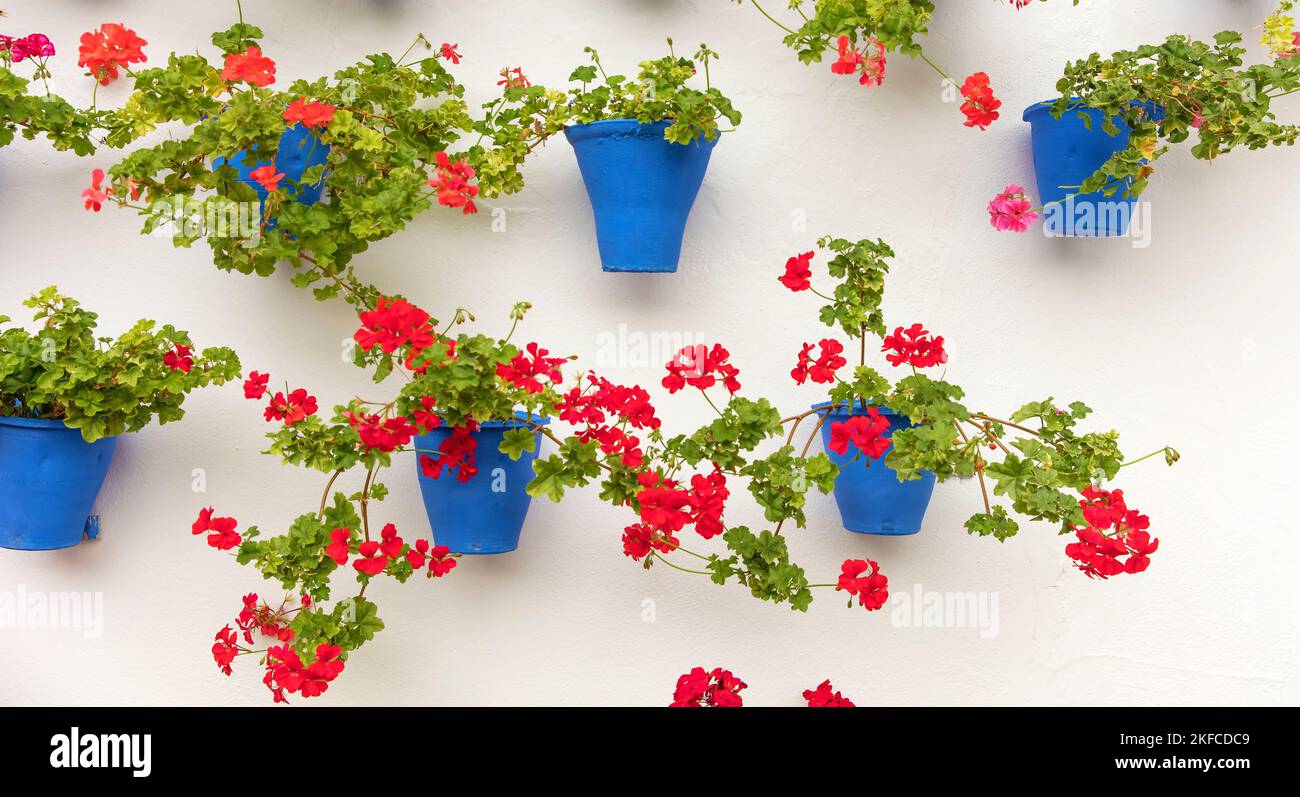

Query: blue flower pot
left=414, top=413, right=547, bottom=554
left=564, top=119, right=717, bottom=273
left=212, top=123, right=330, bottom=208
left=0, top=417, right=118, bottom=551
left=1022, top=99, right=1160, bottom=237
left=814, top=402, right=935, bottom=536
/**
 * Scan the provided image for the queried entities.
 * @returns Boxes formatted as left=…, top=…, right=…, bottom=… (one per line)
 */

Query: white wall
left=1, top=0, right=1296, bottom=707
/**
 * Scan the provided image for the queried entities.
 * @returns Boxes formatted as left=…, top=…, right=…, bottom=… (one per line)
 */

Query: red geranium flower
left=221, top=45, right=276, bottom=86
left=827, top=407, right=891, bottom=459
left=439, top=42, right=461, bottom=64
left=420, top=424, right=479, bottom=482
left=163, top=343, right=193, bottom=372
left=662, top=344, right=740, bottom=394
left=81, top=168, right=111, bottom=212
left=670, top=666, right=747, bottom=707
left=836, top=558, right=889, bottom=611
left=1065, top=485, right=1158, bottom=579
left=325, top=527, right=352, bottom=566
left=780, top=251, right=814, bottom=291
left=804, top=679, right=856, bottom=707
left=192, top=507, right=242, bottom=550
left=283, top=98, right=336, bottom=128
left=264, top=388, right=318, bottom=426
left=882, top=323, right=947, bottom=368
left=353, top=540, right=389, bottom=576
left=243, top=370, right=269, bottom=399
left=792, top=338, right=847, bottom=384
left=497, top=342, right=565, bottom=394
left=428, top=150, right=479, bottom=214
left=77, top=24, right=147, bottom=85
left=959, top=71, right=1001, bottom=130
left=249, top=164, right=285, bottom=192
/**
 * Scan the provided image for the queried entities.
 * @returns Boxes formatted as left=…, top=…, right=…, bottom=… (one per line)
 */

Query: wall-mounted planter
left=212, top=122, right=330, bottom=208
left=0, top=417, right=118, bottom=551
left=815, top=402, right=935, bottom=536
left=1023, top=100, right=1160, bottom=237
left=564, top=119, right=717, bottom=273
left=414, top=413, right=547, bottom=555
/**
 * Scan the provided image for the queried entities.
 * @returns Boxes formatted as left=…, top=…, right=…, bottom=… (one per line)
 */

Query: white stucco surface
left=1, top=0, right=1297, bottom=706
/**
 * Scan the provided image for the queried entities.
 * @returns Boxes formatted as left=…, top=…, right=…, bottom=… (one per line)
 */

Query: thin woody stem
left=953, top=421, right=991, bottom=515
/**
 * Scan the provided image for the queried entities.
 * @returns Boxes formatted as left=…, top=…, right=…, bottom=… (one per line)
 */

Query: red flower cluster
left=242, top=370, right=269, bottom=399
left=792, top=339, right=846, bottom=384
left=663, top=344, right=740, bottom=394
left=557, top=374, right=661, bottom=432
left=429, top=150, right=479, bottom=214
left=497, top=66, right=530, bottom=88
left=497, top=342, right=565, bottom=394
left=837, top=558, right=889, bottom=610
left=1065, top=485, right=1158, bottom=578
left=439, top=42, right=461, bottom=64
left=420, top=424, right=478, bottom=482
left=634, top=467, right=729, bottom=542
left=4, top=33, right=56, bottom=62
left=670, top=666, right=747, bottom=707
left=81, top=168, right=111, bottom=212
left=221, top=45, right=276, bottom=86
left=354, top=296, right=437, bottom=369
left=348, top=412, right=418, bottom=452
left=828, top=407, right=891, bottom=459
left=407, top=537, right=458, bottom=577
left=265, top=643, right=344, bottom=702
left=192, top=507, right=241, bottom=550
left=77, top=24, right=147, bottom=85
left=621, top=522, right=679, bottom=561
left=163, top=343, right=193, bottom=372
left=803, top=679, right=856, bottom=707
left=830, top=35, right=885, bottom=87
left=959, top=71, right=1000, bottom=130
left=283, top=98, right=336, bottom=128
left=780, top=250, right=814, bottom=291
left=882, top=323, right=947, bottom=368
left=264, top=388, right=318, bottom=426
left=249, top=164, right=284, bottom=192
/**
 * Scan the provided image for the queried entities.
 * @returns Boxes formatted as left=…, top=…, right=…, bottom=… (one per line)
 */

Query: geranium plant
left=0, top=287, right=240, bottom=441
left=0, top=22, right=147, bottom=155
left=474, top=38, right=741, bottom=157
left=196, top=232, right=1176, bottom=701
left=992, top=1, right=1300, bottom=232
left=727, top=0, right=1067, bottom=129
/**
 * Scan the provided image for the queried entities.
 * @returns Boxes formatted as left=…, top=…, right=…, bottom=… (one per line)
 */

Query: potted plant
left=475, top=41, right=743, bottom=273
left=83, top=14, right=554, bottom=305
left=194, top=230, right=1177, bottom=700
left=559, top=42, right=740, bottom=273
left=197, top=295, right=576, bottom=700
left=993, top=1, right=1300, bottom=235
left=0, top=287, right=240, bottom=550
left=414, top=411, right=549, bottom=554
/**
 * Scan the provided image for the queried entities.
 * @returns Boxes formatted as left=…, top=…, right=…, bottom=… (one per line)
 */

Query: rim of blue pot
left=0, top=414, right=80, bottom=430
left=1023, top=97, right=1164, bottom=123
left=809, top=400, right=900, bottom=417
left=426, top=411, right=550, bottom=430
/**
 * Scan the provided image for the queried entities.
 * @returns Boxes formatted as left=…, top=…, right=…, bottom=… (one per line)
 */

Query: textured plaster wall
left=1, top=0, right=1297, bottom=707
